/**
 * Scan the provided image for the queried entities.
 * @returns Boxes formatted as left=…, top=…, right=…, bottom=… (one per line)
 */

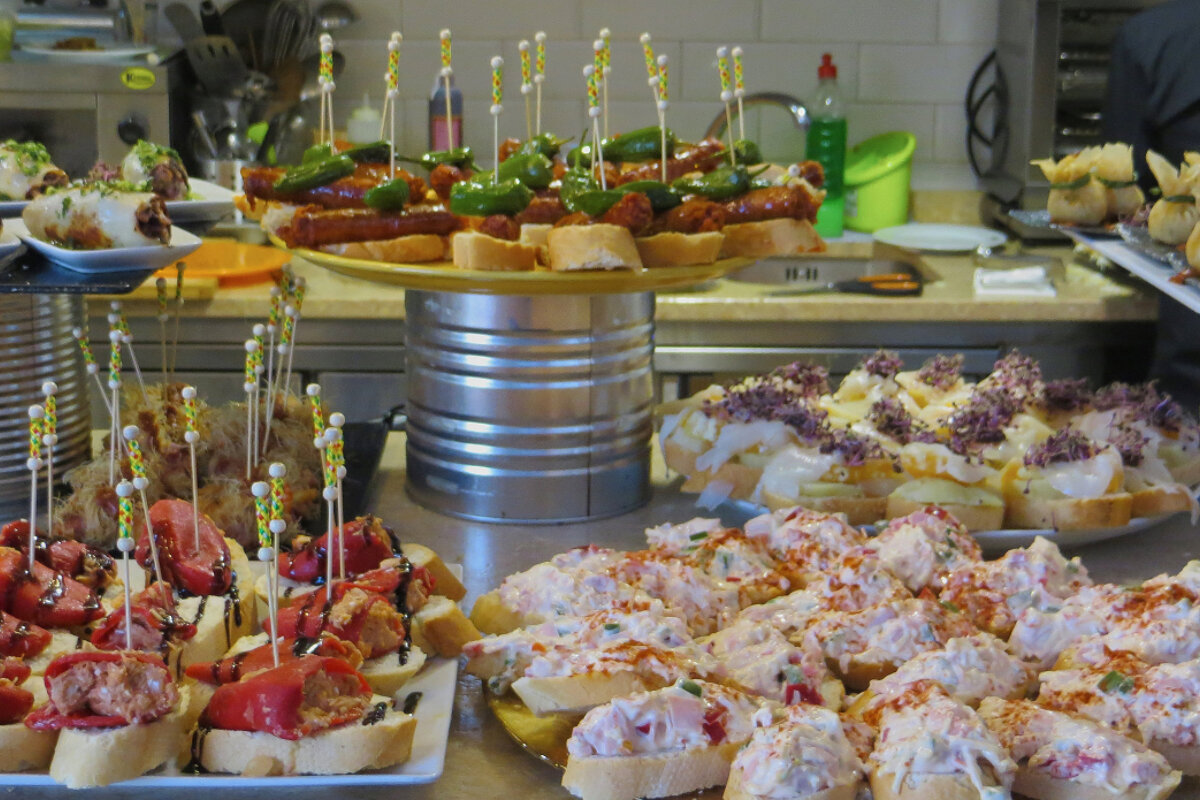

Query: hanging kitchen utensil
left=315, top=0, right=356, bottom=31
left=220, top=0, right=271, bottom=71
left=198, top=0, right=224, bottom=35
left=185, top=34, right=249, bottom=97
left=164, top=2, right=204, bottom=41
left=262, top=0, right=315, bottom=71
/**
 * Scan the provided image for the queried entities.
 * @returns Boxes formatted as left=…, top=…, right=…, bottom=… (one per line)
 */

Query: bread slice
left=513, top=671, right=656, bottom=716
left=762, top=488, right=885, bottom=527
left=885, top=478, right=1005, bottom=531
left=1012, top=767, right=1180, bottom=800
left=1003, top=492, right=1132, bottom=530
left=869, top=771, right=1003, bottom=800
left=725, top=770, right=858, bottom=800
left=562, top=741, right=741, bottom=800
left=321, top=234, right=447, bottom=263
left=174, top=538, right=258, bottom=676
left=411, top=594, right=480, bottom=657
left=0, top=723, right=56, bottom=772
left=519, top=223, right=553, bottom=265
left=451, top=230, right=538, bottom=270
left=547, top=224, right=642, bottom=271
left=634, top=231, right=724, bottom=268
left=402, top=543, right=466, bottom=601
left=25, top=629, right=93, bottom=676
left=47, top=685, right=192, bottom=789
left=198, top=695, right=416, bottom=776
left=1148, top=740, right=1200, bottom=777
left=469, top=589, right=529, bottom=636
left=1130, top=484, right=1196, bottom=518
left=718, top=218, right=825, bottom=259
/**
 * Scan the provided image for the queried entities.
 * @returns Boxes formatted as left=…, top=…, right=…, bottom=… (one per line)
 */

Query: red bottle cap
left=818, top=53, right=837, bottom=79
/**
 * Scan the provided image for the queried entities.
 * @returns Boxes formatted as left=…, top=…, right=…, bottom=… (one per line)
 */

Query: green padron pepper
left=497, top=153, right=555, bottom=189
left=567, top=126, right=677, bottom=167
left=341, top=140, right=392, bottom=164
left=672, top=164, right=752, bottom=200
left=733, top=139, right=764, bottom=165
left=448, top=178, right=533, bottom=217
left=363, top=178, right=410, bottom=210
left=519, top=133, right=570, bottom=160
left=565, top=189, right=624, bottom=217
left=301, top=143, right=334, bottom=164
left=616, top=180, right=681, bottom=212
left=274, top=154, right=356, bottom=192
left=403, top=146, right=477, bottom=171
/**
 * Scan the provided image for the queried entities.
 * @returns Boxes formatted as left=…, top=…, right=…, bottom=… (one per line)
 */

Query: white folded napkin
left=973, top=266, right=1057, bottom=297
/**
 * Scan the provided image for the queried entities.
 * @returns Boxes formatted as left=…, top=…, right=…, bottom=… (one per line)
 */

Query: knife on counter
left=768, top=273, right=923, bottom=297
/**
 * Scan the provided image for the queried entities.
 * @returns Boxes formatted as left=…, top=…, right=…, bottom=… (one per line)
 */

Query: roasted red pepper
left=277, top=516, right=396, bottom=582
left=0, top=610, right=50, bottom=659
left=136, top=499, right=232, bottom=596
left=186, top=634, right=363, bottom=685
left=0, top=657, right=33, bottom=724
left=202, top=656, right=371, bottom=740
left=276, top=588, right=403, bottom=658
left=0, top=520, right=116, bottom=590
left=26, top=652, right=177, bottom=730
left=0, top=547, right=103, bottom=628
left=90, top=582, right=196, bottom=652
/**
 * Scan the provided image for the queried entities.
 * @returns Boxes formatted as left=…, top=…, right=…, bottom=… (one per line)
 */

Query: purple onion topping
left=982, top=349, right=1044, bottom=405
left=1041, top=378, right=1092, bottom=413
left=1024, top=428, right=1101, bottom=468
left=861, top=349, right=903, bottom=379
left=868, top=397, right=938, bottom=444
left=916, top=353, right=964, bottom=390
left=946, top=389, right=1021, bottom=454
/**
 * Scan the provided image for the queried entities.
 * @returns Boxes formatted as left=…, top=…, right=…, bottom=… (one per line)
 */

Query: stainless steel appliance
left=978, top=0, right=1163, bottom=234
left=0, top=55, right=182, bottom=178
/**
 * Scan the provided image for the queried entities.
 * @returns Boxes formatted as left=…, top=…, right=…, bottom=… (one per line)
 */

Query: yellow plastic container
left=843, top=131, right=916, bottom=232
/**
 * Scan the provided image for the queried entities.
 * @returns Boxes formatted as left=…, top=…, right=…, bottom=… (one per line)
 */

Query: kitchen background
left=162, top=0, right=997, bottom=189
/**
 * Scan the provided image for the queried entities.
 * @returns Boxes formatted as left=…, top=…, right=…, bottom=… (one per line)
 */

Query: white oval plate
left=874, top=223, right=1007, bottom=253
left=165, top=178, right=237, bottom=225
left=6, top=219, right=200, bottom=273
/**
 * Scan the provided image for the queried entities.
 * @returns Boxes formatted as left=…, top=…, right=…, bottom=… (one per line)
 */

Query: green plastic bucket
left=843, top=131, right=916, bottom=232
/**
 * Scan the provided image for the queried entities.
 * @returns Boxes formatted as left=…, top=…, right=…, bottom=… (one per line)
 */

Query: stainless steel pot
left=404, top=290, right=653, bottom=523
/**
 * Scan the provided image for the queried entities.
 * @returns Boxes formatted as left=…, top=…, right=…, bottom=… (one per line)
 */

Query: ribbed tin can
left=0, top=295, right=91, bottom=521
left=405, top=290, right=653, bottom=522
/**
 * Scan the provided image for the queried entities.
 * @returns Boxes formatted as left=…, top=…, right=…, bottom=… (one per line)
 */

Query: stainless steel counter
left=18, top=435, right=1200, bottom=798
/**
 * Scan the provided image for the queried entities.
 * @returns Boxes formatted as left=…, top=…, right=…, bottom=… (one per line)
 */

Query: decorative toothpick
left=243, top=340, right=258, bottom=481
left=267, top=463, right=287, bottom=656
left=115, top=479, right=135, bottom=650
left=640, top=33, right=660, bottom=108
left=171, top=262, right=185, bottom=378
left=381, top=32, right=402, bottom=179
left=657, top=54, right=670, bottom=184
left=319, top=34, right=336, bottom=147
left=155, top=277, right=169, bottom=384
left=306, top=384, right=325, bottom=447
left=491, top=55, right=503, bottom=184
left=107, top=329, right=122, bottom=484
left=26, top=405, right=42, bottom=573
left=72, top=326, right=112, bottom=417
left=252, top=480, right=278, bottom=666
left=40, top=382, right=56, bottom=543
left=109, top=301, right=148, bottom=404
left=320, top=429, right=336, bottom=589
left=717, top=46, right=736, bottom=166
left=263, top=285, right=282, bottom=447
left=440, top=28, right=454, bottom=148
left=600, top=28, right=611, bottom=139
left=283, top=278, right=305, bottom=398
left=252, top=324, right=266, bottom=466
left=584, top=65, right=606, bottom=190
left=181, top=385, right=201, bottom=550
left=732, top=46, right=746, bottom=142
left=534, top=31, right=546, bottom=136
left=123, top=425, right=170, bottom=609
left=519, top=40, right=532, bottom=141
left=328, top=413, right=347, bottom=580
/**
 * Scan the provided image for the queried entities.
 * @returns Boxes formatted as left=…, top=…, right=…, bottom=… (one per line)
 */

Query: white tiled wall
left=173, top=0, right=997, bottom=185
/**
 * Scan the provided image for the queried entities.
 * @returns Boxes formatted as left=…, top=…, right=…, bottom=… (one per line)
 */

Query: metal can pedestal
left=404, top=290, right=654, bottom=523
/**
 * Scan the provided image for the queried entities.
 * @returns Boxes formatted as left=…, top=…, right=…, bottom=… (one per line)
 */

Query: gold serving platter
left=487, top=693, right=580, bottom=770
left=269, top=234, right=750, bottom=295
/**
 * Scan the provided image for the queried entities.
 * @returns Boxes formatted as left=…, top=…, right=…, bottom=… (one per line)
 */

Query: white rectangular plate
left=6, top=219, right=201, bottom=273
left=166, top=179, right=237, bottom=225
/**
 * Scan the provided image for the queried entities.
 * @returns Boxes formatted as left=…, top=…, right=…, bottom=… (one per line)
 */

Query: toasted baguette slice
left=47, top=685, right=192, bottom=789
left=321, top=234, right=447, bottom=263
left=1147, top=740, right=1200, bottom=777
left=198, top=695, right=416, bottom=776
left=412, top=595, right=480, bottom=657
left=547, top=223, right=642, bottom=271
left=563, top=741, right=741, bottom=800
left=1003, top=492, right=1132, bottom=530
left=869, top=772, right=1002, bottom=800
left=520, top=223, right=553, bottom=265
left=451, top=230, right=538, bottom=270
left=469, top=589, right=528, bottom=635
left=513, top=671, right=656, bottom=716
left=403, top=543, right=466, bottom=601
left=762, top=488, right=885, bottom=527
left=718, top=218, right=825, bottom=259
left=1130, top=484, right=1196, bottom=518
left=635, top=231, right=724, bottom=268
left=1013, top=767, right=1180, bottom=800
left=26, top=629, right=93, bottom=676
left=885, top=479, right=1005, bottom=531
left=0, top=723, right=56, bottom=772
left=174, top=538, right=258, bottom=675
left=725, top=769, right=858, bottom=800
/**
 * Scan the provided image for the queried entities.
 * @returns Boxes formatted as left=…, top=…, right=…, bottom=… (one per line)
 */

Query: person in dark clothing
left=1102, top=0, right=1200, bottom=412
